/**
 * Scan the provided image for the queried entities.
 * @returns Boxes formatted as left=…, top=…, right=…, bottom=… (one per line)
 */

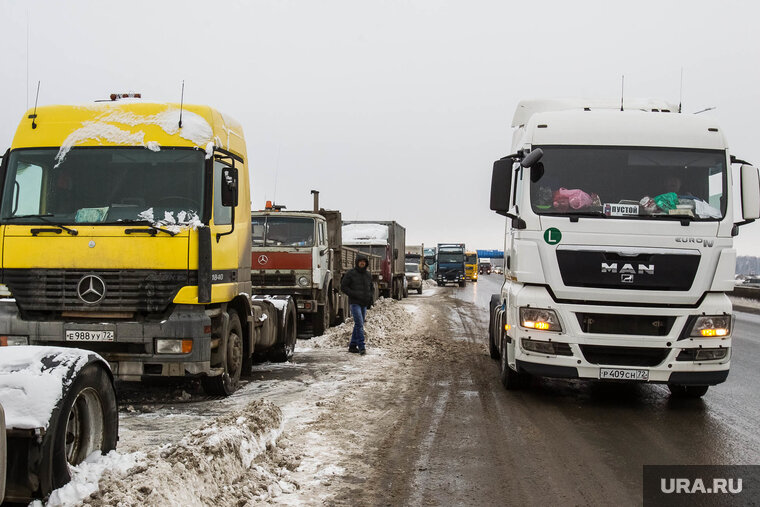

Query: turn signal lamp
left=519, top=308, right=562, bottom=332
left=689, top=315, right=731, bottom=338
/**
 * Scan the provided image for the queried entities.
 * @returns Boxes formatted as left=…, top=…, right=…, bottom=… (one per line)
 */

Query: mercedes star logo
left=258, top=254, right=269, bottom=265
left=77, top=275, right=107, bottom=304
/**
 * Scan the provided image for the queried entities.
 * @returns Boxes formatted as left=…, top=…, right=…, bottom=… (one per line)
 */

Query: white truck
left=488, top=98, right=760, bottom=397
left=0, top=346, right=118, bottom=502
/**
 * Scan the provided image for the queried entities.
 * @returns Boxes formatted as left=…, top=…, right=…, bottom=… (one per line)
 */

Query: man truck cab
left=488, top=98, right=760, bottom=397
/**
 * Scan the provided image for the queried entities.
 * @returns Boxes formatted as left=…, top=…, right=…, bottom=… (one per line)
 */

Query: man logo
left=257, top=254, right=269, bottom=265
left=77, top=275, right=106, bottom=304
left=601, top=262, right=655, bottom=275
left=621, top=274, right=634, bottom=283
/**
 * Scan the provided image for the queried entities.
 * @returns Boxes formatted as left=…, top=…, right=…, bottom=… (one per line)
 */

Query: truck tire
left=393, top=280, right=402, bottom=301
left=269, top=302, right=298, bottom=362
left=668, top=384, right=709, bottom=398
left=403, top=284, right=409, bottom=298
left=459, top=280, right=466, bottom=288
left=39, top=363, right=118, bottom=497
left=499, top=335, right=526, bottom=390
left=489, top=295, right=501, bottom=360
left=417, top=286, right=422, bottom=295
left=202, top=311, right=243, bottom=396
left=312, top=301, right=330, bottom=337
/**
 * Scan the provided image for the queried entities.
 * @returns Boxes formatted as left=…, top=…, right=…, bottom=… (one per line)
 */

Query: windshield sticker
left=544, top=228, right=562, bottom=245
left=604, top=203, right=640, bottom=217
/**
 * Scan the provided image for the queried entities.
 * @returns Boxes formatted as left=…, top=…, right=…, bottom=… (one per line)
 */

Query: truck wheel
left=459, top=280, right=466, bottom=288
left=312, top=302, right=329, bottom=336
left=202, top=311, right=243, bottom=396
left=393, top=280, right=402, bottom=301
left=668, top=384, right=709, bottom=398
left=489, top=295, right=501, bottom=360
left=417, top=286, right=422, bottom=294
left=39, top=363, right=118, bottom=497
left=403, top=285, right=409, bottom=298
left=499, top=336, right=526, bottom=390
left=269, top=302, right=298, bottom=362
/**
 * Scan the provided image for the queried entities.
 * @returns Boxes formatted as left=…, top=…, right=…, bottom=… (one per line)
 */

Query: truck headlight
left=155, top=339, right=193, bottom=354
left=297, top=276, right=310, bottom=287
left=412, top=276, right=419, bottom=281
left=520, top=307, right=562, bottom=332
left=689, top=315, right=730, bottom=337
left=0, top=335, right=28, bottom=346
left=0, top=284, right=12, bottom=298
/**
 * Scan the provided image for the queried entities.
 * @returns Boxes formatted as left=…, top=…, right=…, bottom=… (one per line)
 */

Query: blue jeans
left=349, top=304, right=366, bottom=349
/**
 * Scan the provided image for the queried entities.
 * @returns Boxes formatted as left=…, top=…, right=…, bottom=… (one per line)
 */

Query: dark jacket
left=341, top=255, right=375, bottom=307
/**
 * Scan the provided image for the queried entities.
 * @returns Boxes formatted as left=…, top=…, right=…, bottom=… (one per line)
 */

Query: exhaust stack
left=311, top=190, right=319, bottom=213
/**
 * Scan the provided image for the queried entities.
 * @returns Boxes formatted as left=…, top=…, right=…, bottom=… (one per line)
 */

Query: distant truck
left=479, top=259, right=492, bottom=275
left=465, top=251, right=479, bottom=282
left=343, top=221, right=407, bottom=300
left=0, top=347, right=118, bottom=502
left=251, top=192, right=379, bottom=336
left=0, top=97, right=297, bottom=397
left=436, top=243, right=466, bottom=287
left=405, top=245, right=429, bottom=279
left=423, top=247, right=437, bottom=279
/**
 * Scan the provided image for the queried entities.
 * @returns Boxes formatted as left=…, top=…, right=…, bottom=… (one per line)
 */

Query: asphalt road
left=373, top=275, right=760, bottom=506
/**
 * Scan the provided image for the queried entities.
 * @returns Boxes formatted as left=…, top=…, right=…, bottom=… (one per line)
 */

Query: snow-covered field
left=43, top=288, right=447, bottom=506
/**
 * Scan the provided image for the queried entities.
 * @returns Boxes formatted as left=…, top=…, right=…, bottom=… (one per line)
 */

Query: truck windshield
left=405, top=263, right=420, bottom=272
left=1, top=148, right=204, bottom=224
left=438, top=253, right=464, bottom=263
left=529, top=146, right=727, bottom=220
left=251, top=216, right=315, bottom=246
left=465, top=254, right=477, bottom=263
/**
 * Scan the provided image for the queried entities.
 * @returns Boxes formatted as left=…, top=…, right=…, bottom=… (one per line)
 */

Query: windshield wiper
left=116, top=220, right=178, bottom=237
left=648, top=214, right=694, bottom=226
left=5, top=214, right=79, bottom=236
left=565, top=211, right=607, bottom=222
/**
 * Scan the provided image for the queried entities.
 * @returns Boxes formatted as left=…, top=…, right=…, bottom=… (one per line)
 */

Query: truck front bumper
left=0, top=302, right=212, bottom=381
left=507, top=286, right=732, bottom=385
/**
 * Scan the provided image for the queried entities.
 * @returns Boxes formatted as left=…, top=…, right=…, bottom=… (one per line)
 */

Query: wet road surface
left=373, top=275, right=760, bottom=505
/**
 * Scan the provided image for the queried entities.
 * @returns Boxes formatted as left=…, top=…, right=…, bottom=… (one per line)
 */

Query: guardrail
left=731, top=286, right=760, bottom=300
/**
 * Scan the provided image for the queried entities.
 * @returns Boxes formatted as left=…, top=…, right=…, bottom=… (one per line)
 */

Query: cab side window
left=213, top=160, right=232, bottom=225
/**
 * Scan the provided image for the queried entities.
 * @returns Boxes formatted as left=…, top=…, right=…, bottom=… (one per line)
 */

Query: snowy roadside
left=43, top=289, right=446, bottom=506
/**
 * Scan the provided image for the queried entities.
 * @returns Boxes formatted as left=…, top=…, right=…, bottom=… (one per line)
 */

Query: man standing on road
left=341, top=254, right=374, bottom=355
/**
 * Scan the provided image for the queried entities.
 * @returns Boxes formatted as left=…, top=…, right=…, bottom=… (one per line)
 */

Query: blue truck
left=436, top=243, right=466, bottom=287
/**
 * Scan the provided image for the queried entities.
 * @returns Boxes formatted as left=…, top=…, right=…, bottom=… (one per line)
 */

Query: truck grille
left=3, top=269, right=194, bottom=314
left=251, top=272, right=297, bottom=286
left=575, top=313, right=675, bottom=336
left=580, top=345, right=670, bottom=367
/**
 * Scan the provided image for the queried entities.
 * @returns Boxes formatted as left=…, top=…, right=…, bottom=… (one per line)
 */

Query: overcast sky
left=2, top=0, right=759, bottom=254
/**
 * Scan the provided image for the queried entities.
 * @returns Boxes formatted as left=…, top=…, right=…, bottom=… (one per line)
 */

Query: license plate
left=599, top=368, right=649, bottom=381
left=65, top=330, right=115, bottom=342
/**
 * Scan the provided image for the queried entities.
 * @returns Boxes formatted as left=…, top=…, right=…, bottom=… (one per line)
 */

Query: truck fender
left=228, top=295, right=254, bottom=357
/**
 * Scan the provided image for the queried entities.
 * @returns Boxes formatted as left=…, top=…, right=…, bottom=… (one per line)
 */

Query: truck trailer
left=0, top=97, right=297, bottom=397
left=488, top=98, right=760, bottom=397
left=343, top=221, right=407, bottom=300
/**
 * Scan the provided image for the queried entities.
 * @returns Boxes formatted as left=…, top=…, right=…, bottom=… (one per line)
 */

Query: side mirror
left=221, top=167, right=238, bottom=207
left=521, top=148, right=544, bottom=168
left=741, top=164, right=760, bottom=220
left=490, top=157, right=514, bottom=216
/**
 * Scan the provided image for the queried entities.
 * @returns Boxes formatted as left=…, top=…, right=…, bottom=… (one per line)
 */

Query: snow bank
left=342, top=223, right=389, bottom=245
left=309, top=297, right=416, bottom=350
left=81, top=400, right=292, bottom=506
left=45, top=450, right=146, bottom=507
left=0, top=346, right=97, bottom=429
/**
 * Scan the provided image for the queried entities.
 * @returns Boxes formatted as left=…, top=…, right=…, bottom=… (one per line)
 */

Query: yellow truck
left=465, top=250, right=479, bottom=282
left=0, top=96, right=296, bottom=396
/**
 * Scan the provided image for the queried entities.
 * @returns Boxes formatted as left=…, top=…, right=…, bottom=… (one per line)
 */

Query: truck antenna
left=178, top=80, right=185, bottom=129
left=678, top=67, right=683, bottom=113
left=620, top=75, right=625, bottom=111
left=29, top=80, right=40, bottom=129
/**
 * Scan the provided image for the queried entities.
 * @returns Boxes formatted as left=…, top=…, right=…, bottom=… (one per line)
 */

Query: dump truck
left=0, top=96, right=297, bottom=397
left=488, top=98, right=760, bottom=397
left=343, top=221, right=407, bottom=300
left=251, top=191, right=380, bottom=336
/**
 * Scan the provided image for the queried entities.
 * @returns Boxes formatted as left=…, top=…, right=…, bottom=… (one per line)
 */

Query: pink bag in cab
left=552, top=188, right=593, bottom=211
